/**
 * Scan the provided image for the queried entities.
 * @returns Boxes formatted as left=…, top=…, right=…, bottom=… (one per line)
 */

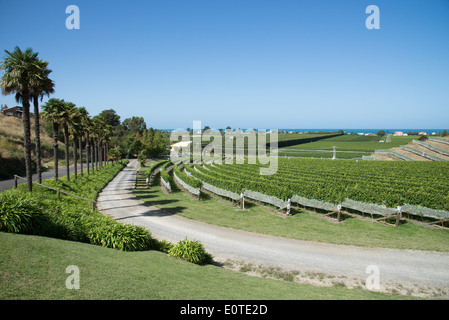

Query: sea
left=160, top=128, right=446, bottom=135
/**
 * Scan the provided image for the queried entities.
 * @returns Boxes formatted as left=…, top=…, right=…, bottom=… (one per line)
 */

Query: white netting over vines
left=161, top=176, right=171, bottom=192
left=402, top=204, right=449, bottom=220
left=243, top=189, right=288, bottom=209
left=188, top=164, right=449, bottom=221
left=341, top=199, right=396, bottom=216
left=291, top=195, right=338, bottom=212
left=429, top=137, right=449, bottom=146
left=173, top=171, right=200, bottom=195
left=413, top=140, right=449, bottom=156
left=375, top=150, right=415, bottom=161
left=202, top=181, right=241, bottom=201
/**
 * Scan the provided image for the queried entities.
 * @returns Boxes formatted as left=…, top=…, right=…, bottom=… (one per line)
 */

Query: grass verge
left=0, top=231, right=410, bottom=300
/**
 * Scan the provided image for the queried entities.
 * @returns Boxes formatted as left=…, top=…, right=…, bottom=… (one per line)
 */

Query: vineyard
left=161, top=157, right=449, bottom=226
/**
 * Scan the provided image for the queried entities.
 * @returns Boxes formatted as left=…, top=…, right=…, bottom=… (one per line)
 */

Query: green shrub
left=169, top=238, right=213, bottom=265
left=160, top=161, right=172, bottom=184
left=157, top=239, right=174, bottom=253
left=0, top=162, right=159, bottom=252
left=145, top=161, right=166, bottom=179
left=88, top=222, right=154, bottom=251
left=0, top=190, right=47, bottom=234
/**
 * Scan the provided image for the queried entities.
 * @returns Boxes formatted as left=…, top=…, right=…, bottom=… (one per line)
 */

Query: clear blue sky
left=1, top=0, right=448, bottom=130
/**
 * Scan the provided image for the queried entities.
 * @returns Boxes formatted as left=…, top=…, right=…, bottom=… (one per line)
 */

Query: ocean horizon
left=159, top=128, right=447, bottom=134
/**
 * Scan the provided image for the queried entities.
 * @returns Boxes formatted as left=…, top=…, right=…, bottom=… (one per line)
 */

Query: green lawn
left=135, top=161, right=449, bottom=252
left=0, top=231, right=410, bottom=300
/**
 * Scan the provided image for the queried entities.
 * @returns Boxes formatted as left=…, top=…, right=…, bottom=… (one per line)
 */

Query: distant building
left=393, top=131, right=404, bottom=136
left=1, top=106, right=23, bottom=118
left=170, top=141, right=192, bottom=156
left=419, top=132, right=427, bottom=136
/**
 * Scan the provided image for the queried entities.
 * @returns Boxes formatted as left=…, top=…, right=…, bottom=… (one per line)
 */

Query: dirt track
left=97, top=160, right=449, bottom=298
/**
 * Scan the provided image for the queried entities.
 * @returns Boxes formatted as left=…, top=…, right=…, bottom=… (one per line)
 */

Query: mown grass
left=134, top=161, right=449, bottom=252
left=0, top=231, right=410, bottom=300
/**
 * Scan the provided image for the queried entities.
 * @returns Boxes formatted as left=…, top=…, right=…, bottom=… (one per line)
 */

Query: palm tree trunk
left=99, top=141, right=103, bottom=169
left=79, top=135, right=83, bottom=177
left=90, top=137, right=95, bottom=172
left=33, top=96, right=42, bottom=184
left=86, top=133, right=90, bottom=174
left=105, top=142, right=108, bottom=165
left=22, top=97, right=33, bottom=191
left=94, top=141, right=98, bottom=171
left=52, top=122, right=59, bottom=181
left=63, top=124, right=70, bottom=181
left=73, top=136, right=77, bottom=179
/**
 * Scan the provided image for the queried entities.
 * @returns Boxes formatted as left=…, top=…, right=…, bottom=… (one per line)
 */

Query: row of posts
left=14, top=175, right=96, bottom=211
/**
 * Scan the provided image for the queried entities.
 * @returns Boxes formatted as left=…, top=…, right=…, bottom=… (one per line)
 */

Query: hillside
left=372, top=137, right=449, bottom=161
left=0, top=113, right=66, bottom=179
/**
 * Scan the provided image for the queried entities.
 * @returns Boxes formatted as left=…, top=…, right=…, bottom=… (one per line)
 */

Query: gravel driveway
left=97, top=160, right=449, bottom=298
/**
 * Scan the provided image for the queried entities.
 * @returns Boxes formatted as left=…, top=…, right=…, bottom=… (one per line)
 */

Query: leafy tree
left=442, top=130, right=448, bottom=137
left=124, top=132, right=143, bottom=158
left=137, top=150, right=147, bottom=167
left=140, top=129, right=167, bottom=158
left=98, top=109, right=120, bottom=128
left=122, top=116, right=147, bottom=134
left=108, top=147, right=122, bottom=163
left=377, top=130, right=385, bottom=137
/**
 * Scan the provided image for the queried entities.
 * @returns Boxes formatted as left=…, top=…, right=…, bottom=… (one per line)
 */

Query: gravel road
left=97, top=160, right=449, bottom=298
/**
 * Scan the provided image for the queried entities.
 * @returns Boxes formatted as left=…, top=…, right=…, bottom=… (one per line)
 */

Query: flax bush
left=169, top=238, right=213, bottom=265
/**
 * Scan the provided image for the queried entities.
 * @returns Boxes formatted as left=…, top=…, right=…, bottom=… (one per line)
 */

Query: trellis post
left=395, top=206, right=402, bottom=226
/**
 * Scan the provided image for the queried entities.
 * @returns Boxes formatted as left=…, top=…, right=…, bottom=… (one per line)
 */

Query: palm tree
left=77, top=107, right=89, bottom=177
left=69, top=108, right=83, bottom=179
left=31, top=59, right=55, bottom=183
left=91, top=116, right=106, bottom=170
left=41, top=98, right=66, bottom=181
left=0, top=47, right=43, bottom=191
left=60, top=101, right=76, bottom=181
left=83, top=115, right=93, bottom=174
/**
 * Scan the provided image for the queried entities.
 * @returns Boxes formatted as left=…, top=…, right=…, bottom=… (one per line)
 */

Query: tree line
left=0, top=46, right=168, bottom=191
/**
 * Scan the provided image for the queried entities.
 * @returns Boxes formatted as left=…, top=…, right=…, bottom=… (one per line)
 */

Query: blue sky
left=1, top=0, right=448, bottom=130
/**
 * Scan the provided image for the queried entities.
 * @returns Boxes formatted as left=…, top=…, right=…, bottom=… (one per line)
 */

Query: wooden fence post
left=337, top=203, right=342, bottom=222
left=395, top=206, right=402, bottom=226
left=14, top=175, right=18, bottom=188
